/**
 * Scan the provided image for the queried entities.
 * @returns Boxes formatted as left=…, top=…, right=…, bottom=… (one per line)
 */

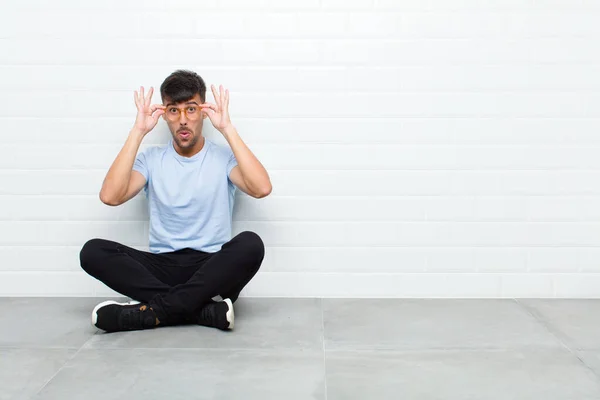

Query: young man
left=79, top=70, right=271, bottom=333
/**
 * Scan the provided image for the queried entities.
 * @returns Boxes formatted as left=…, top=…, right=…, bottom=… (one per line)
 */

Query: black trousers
left=79, top=231, right=264, bottom=325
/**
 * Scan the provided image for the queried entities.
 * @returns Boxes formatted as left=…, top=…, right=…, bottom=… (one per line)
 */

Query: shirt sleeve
left=226, top=148, right=238, bottom=179
left=132, top=148, right=150, bottom=183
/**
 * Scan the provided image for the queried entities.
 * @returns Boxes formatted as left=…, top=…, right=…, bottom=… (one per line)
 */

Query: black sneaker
left=92, top=300, right=157, bottom=333
left=196, top=298, right=234, bottom=330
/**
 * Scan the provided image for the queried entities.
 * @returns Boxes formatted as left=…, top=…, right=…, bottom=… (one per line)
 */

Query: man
left=79, top=70, right=271, bottom=333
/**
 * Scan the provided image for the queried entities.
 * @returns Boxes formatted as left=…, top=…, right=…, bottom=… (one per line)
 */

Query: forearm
left=222, top=125, right=272, bottom=196
left=99, top=129, right=145, bottom=204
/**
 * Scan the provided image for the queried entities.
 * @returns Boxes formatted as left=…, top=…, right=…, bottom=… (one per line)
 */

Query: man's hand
left=200, top=84, right=233, bottom=134
left=132, top=86, right=165, bottom=136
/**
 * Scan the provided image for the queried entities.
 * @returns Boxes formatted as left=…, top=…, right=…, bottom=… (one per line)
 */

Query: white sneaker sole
left=91, top=300, right=140, bottom=327
left=224, top=298, right=234, bottom=330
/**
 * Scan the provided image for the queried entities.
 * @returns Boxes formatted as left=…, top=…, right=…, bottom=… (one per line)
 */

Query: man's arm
left=201, top=84, right=272, bottom=199
left=99, top=131, right=146, bottom=206
left=224, top=126, right=272, bottom=199
left=99, top=87, right=165, bottom=206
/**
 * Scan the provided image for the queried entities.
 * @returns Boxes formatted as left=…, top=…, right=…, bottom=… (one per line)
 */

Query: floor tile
left=323, top=299, right=561, bottom=350
left=33, top=348, right=326, bottom=400
left=0, top=298, right=99, bottom=348
left=574, top=351, right=600, bottom=378
left=520, top=300, right=600, bottom=350
left=326, top=349, right=600, bottom=400
left=0, top=348, right=75, bottom=400
left=85, top=298, right=323, bottom=350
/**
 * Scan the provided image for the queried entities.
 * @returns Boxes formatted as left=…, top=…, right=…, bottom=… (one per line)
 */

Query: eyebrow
left=166, top=101, right=200, bottom=107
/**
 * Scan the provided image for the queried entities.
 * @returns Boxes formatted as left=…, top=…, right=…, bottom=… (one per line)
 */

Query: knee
left=236, top=231, right=265, bottom=263
left=79, top=238, right=107, bottom=275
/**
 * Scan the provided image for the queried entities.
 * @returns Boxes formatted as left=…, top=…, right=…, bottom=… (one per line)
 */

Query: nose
left=179, top=111, right=188, bottom=124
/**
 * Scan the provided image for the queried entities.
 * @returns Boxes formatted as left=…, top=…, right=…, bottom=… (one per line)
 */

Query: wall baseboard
left=2, top=271, right=600, bottom=298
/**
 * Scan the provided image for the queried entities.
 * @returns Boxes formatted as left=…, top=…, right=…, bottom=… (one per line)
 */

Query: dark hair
left=160, top=70, right=206, bottom=104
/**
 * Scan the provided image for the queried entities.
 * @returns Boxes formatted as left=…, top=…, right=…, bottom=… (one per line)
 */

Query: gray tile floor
left=2, top=298, right=600, bottom=399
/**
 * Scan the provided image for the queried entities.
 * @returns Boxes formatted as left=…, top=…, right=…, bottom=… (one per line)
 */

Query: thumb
left=152, top=109, right=165, bottom=123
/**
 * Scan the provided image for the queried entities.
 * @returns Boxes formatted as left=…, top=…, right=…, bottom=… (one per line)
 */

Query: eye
left=187, top=106, right=198, bottom=113
left=169, top=108, right=178, bottom=113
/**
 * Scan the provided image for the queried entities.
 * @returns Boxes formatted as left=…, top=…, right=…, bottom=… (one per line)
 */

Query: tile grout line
left=514, top=298, right=600, bottom=380
left=32, top=330, right=100, bottom=396
left=321, top=297, right=329, bottom=400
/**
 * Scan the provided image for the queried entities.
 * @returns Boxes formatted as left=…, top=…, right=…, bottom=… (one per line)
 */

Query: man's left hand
left=200, top=84, right=233, bottom=134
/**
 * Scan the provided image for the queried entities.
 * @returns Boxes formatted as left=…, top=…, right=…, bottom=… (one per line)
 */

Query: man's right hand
left=132, top=86, right=165, bottom=136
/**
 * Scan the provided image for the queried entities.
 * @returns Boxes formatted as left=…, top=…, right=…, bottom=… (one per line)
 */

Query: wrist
left=129, top=127, right=147, bottom=139
left=220, top=124, right=237, bottom=138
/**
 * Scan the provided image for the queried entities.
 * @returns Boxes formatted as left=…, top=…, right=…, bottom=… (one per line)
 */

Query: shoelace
left=198, top=303, right=216, bottom=326
left=121, top=307, right=155, bottom=330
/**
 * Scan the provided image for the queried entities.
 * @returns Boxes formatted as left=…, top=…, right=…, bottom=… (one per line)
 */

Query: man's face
left=162, top=94, right=206, bottom=151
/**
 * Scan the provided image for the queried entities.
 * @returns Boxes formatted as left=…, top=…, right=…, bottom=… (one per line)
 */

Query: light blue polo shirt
left=133, top=138, right=238, bottom=254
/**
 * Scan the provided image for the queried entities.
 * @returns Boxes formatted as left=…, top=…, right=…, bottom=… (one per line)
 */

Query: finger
left=199, top=103, right=219, bottom=111
left=146, top=87, right=154, bottom=107
left=219, top=85, right=225, bottom=108
left=211, top=84, right=220, bottom=106
left=149, top=104, right=166, bottom=113
left=134, top=90, right=140, bottom=107
left=224, top=89, right=229, bottom=110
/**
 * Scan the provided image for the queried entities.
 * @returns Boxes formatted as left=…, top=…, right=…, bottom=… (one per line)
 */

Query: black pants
left=79, top=231, right=264, bottom=325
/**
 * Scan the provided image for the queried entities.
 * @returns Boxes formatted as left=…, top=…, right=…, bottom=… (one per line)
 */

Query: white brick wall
left=1, top=0, right=599, bottom=297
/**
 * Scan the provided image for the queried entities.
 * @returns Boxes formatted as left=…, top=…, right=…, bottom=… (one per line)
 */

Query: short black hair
left=160, top=70, right=206, bottom=104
